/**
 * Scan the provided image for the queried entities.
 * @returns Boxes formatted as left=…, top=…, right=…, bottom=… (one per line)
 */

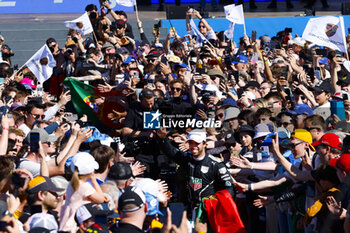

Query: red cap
left=312, top=133, right=342, bottom=150
left=329, top=154, right=350, bottom=174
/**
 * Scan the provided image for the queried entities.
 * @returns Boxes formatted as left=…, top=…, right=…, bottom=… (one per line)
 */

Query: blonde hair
left=71, top=169, right=80, bottom=191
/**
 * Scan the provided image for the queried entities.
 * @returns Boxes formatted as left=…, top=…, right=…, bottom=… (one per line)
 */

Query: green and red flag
left=63, top=78, right=124, bottom=128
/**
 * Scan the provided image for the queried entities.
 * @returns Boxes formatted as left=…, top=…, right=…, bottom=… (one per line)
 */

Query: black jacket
left=159, top=137, right=235, bottom=207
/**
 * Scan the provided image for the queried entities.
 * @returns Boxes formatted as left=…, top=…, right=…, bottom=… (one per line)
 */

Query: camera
left=11, top=172, right=26, bottom=197
left=201, top=90, right=216, bottom=103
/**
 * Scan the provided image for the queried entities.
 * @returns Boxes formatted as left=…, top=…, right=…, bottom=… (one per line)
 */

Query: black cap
left=310, top=80, right=334, bottom=94
left=118, top=186, right=146, bottom=212
left=108, top=162, right=132, bottom=180
left=224, top=132, right=236, bottom=144
left=244, top=81, right=260, bottom=90
left=336, top=74, right=350, bottom=85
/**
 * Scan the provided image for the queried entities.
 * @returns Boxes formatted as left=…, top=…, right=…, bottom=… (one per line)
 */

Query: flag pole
left=134, top=1, right=140, bottom=23
left=92, top=31, right=99, bottom=44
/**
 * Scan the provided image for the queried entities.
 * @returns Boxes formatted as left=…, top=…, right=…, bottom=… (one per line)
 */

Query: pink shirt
left=59, top=180, right=95, bottom=232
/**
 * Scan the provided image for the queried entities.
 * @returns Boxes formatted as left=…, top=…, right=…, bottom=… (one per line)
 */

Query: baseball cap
left=75, top=203, right=109, bottom=224
left=288, top=104, right=314, bottom=116
left=329, top=153, right=350, bottom=174
left=207, top=69, right=225, bottom=79
left=20, top=78, right=37, bottom=89
left=71, top=152, right=99, bottom=175
left=222, top=98, right=237, bottom=107
left=118, top=186, right=146, bottom=212
left=253, top=123, right=274, bottom=139
left=123, top=56, right=136, bottom=64
left=115, top=19, right=126, bottom=28
left=28, top=213, right=58, bottom=232
left=312, top=133, right=342, bottom=150
left=291, top=37, right=306, bottom=47
left=224, top=132, right=236, bottom=144
left=244, top=81, right=260, bottom=90
left=260, top=127, right=291, bottom=146
left=134, top=178, right=163, bottom=216
left=319, top=57, right=328, bottom=65
left=333, top=90, right=350, bottom=100
left=292, top=129, right=315, bottom=151
left=273, top=57, right=286, bottom=65
left=310, top=80, right=334, bottom=94
left=232, top=55, right=248, bottom=64
left=336, top=74, right=350, bottom=85
left=101, top=42, right=114, bottom=50
left=223, top=107, right=240, bottom=121
left=26, top=128, right=57, bottom=144
left=187, top=130, right=206, bottom=143
left=27, top=176, right=64, bottom=194
left=146, top=50, right=161, bottom=58
left=107, top=162, right=132, bottom=180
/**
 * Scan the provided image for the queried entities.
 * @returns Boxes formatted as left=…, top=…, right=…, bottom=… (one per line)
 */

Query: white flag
left=302, top=16, right=347, bottom=53
left=25, top=45, right=56, bottom=84
left=224, top=22, right=235, bottom=40
left=116, top=0, right=136, bottom=7
left=190, top=19, right=207, bottom=43
left=64, top=12, right=93, bottom=35
left=224, top=4, right=245, bottom=25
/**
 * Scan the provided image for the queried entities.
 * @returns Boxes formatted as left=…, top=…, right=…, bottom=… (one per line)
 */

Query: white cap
left=243, top=91, right=256, bottom=100
left=187, top=130, right=206, bottom=143
left=29, top=213, right=58, bottom=232
left=134, top=178, right=159, bottom=198
left=71, top=152, right=99, bottom=175
left=333, top=90, right=350, bottom=101
left=290, top=37, right=306, bottom=47
left=204, top=84, right=223, bottom=99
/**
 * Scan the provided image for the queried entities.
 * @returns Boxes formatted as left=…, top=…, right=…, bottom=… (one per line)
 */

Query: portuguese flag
left=63, top=78, right=124, bottom=128
left=197, top=190, right=246, bottom=233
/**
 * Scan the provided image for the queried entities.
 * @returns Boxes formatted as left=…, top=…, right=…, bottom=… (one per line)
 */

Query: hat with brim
left=253, top=123, right=273, bottom=140
left=207, top=69, right=225, bottom=79
left=312, top=133, right=342, bottom=150
left=234, top=125, right=255, bottom=144
left=292, top=129, right=315, bottom=151
left=224, top=107, right=240, bottom=121
left=27, top=176, right=64, bottom=194
left=187, top=130, right=206, bottom=143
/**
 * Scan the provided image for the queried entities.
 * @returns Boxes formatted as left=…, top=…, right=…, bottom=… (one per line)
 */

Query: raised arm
left=272, top=134, right=313, bottom=182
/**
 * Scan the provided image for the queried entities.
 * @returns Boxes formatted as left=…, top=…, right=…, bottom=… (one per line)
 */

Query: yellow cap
left=292, top=129, right=315, bottom=151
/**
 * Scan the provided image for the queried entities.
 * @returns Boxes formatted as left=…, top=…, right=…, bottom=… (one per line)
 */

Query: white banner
left=115, top=0, right=135, bottom=7
left=64, top=12, right=93, bottom=35
left=302, top=16, right=347, bottom=53
left=25, top=44, right=56, bottom=84
left=224, top=4, right=245, bottom=25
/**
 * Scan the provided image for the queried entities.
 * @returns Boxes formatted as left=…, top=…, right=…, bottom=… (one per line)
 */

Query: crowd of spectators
left=0, top=1, right=350, bottom=233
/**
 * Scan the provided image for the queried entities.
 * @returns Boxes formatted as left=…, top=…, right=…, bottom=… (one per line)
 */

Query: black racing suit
left=159, top=137, right=235, bottom=209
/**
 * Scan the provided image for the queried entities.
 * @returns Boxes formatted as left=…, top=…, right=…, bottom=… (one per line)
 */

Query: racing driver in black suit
left=157, top=128, right=235, bottom=216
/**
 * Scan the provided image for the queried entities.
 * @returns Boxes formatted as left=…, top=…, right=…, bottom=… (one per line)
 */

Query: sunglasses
left=31, top=113, right=45, bottom=119
left=289, top=141, right=304, bottom=148
left=282, top=122, right=293, bottom=128
left=198, top=25, right=206, bottom=28
left=171, top=87, right=182, bottom=92
left=148, top=58, right=156, bottom=62
left=304, top=127, right=319, bottom=131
